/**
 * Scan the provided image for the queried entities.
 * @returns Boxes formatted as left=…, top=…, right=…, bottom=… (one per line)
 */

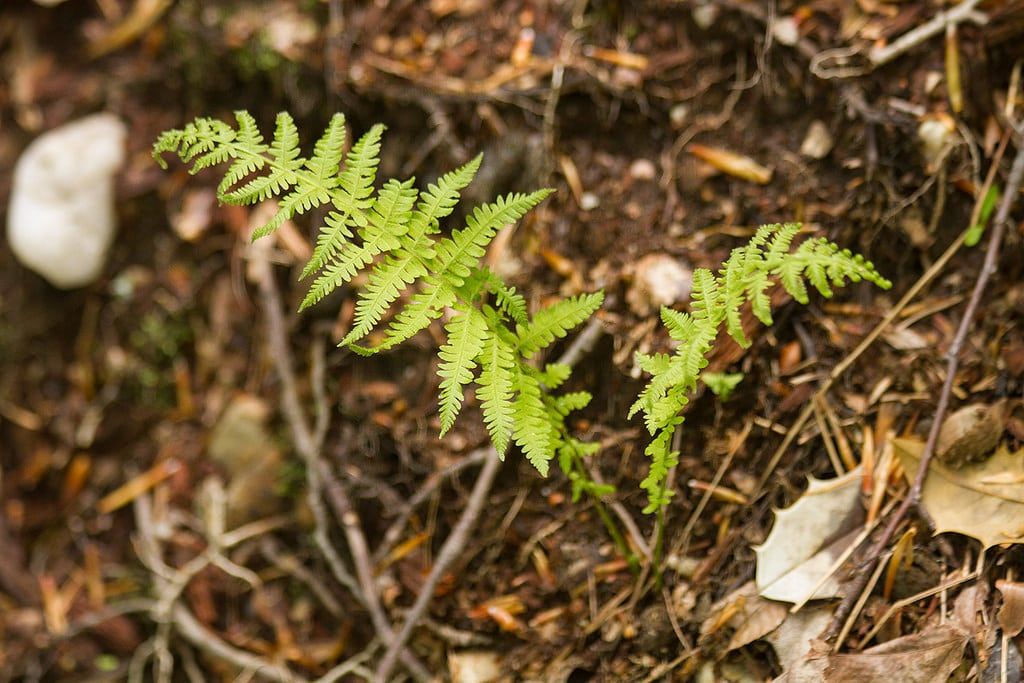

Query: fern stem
left=569, top=455, right=635, bottom=568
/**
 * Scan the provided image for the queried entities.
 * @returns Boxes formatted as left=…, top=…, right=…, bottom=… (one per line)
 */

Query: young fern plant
left=153, top=111, right=606, bottom=496
left=632, top=223, right=891, bottom=514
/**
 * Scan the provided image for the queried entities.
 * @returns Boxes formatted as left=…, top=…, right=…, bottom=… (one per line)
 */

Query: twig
left=253, top=258, right=430, bottom=681
left=825, top=140, right=1024, bottom=642
left=171, top=603, right=303, bottom=683
left=374, top=447, right=491, bottom=564
left=868, top=0, right=986, bottom=67
left=374, top=449, right=502, bottom=681
left=255, top=258, right=362, bottom=599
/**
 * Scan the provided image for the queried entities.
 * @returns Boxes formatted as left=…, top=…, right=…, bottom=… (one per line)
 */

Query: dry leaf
left=688, top=144, right=773, bottom=184
left=997, top=580, right=1024, bottom=637
left=700, top=581, right=788, bottom=652
left=768, top=605, right=833, bottom=682
left=936, top=402, right=1005, bottom=467
left=755, top=466, right=864, bottom=603
left=895, top=438, right=1024, bottom=548
left=825, top=624, right=968, bottom=682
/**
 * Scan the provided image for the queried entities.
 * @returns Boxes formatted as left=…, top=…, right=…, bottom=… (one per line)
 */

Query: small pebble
left=626, top=253, right=693, bottom=315
left=580, top=192, right=600, bottom=211
left=692, top=3, right=718, bottom=30
left=771, top=16, right=800, bottom=46
left=629, top=158, right=657, bottom=181
left=670, top=104, right=689, bottom=129
left=918, top=114, right=956, bottom=171
left=800, top=120, right=834, bottom=160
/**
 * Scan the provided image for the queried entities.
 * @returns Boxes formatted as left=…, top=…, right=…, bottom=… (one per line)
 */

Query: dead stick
left=375, top=449, right=502, bottom=681
left=825, top=140, right=1024, bottom=642
left=254, top=260, right=431, bottom=681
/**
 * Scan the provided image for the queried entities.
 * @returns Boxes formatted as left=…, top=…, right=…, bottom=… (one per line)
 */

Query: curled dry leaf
left=997, top=580, right=1024, bottom=637
left=767, top=605, right=833, bottom=682
left=895, top=438, right=1024, bottom=548
left=754, top=466, right=864, bottom=603
left=825, top=625, right=968, bottom=683
left=936, top=402, right=1005, bottom=467
left=700, top=580, right=788, bottom=652
left=688, top=144, right=773, bottom=184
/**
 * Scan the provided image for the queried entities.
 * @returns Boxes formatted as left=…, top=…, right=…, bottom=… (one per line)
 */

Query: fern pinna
left=632, top=224, right=891, bottom=513
left=153, top=111, right=604, bottom=486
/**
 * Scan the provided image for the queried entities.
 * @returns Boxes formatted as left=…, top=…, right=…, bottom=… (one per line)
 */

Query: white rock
left=626, top=253, right=693, bottom=316
left=771, top=17, right=800, bottom=47
left=691, top=3, right=718, bottom=30
left=448, top=651, right=501, bottom=683
left=917, top=114, right=956, bottom=172
left=800, top=120, right=834, bottom=160
left=7, top=113, right=126, bottom=288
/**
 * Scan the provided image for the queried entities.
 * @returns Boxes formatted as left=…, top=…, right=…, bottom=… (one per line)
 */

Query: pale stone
left=626, top=253, right=693, bottom=316
left=800, top=120, right=834, bottom=160
left=448, top=651, right=501, bottom=683
left=7, top=113, right=126, bottom=288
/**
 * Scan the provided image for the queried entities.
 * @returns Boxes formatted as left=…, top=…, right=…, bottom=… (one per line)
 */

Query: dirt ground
left=2, top=0, right=1024, bottom=681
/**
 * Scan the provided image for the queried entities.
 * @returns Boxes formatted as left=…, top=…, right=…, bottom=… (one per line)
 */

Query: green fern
left=154, top=111, right=604, bottom=479
left=632, top=223, right=891, bottom=513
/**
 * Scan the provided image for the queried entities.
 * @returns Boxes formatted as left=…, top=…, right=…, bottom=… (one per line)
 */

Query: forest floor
left=2, top=0, right=1024, bottom=681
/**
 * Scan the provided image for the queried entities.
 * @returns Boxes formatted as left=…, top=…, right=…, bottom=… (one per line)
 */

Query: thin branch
left=375, top=448, right=502, bottom=681
left=171, top=603, right=304, bottom=683
left=253, top=258, right=431, bottom=681
left=374, top=447, right=491, bottom=564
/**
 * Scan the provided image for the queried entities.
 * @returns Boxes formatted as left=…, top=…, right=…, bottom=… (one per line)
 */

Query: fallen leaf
left=882, top=326, right=930, bottom=350
left=936, top=402, right=1005, bottom=467
left=688, top=144, right=773, bottom=184
left=701, top=581, right=788, bottom=652
left=997, top=580, right=1024, bottom=637
left=768, top=605, right=833, bottom=682
left=755, top=466, right=864, bottom=603
left=895, top=439, right=1024, bottom=548
left=825, top=624, right=968, bottom=682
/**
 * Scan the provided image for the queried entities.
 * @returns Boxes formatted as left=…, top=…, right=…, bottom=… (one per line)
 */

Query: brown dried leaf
left=688, top=144, right=773, bottom=184
left=701, top=581, right=788, bottom=652
left=936, top=402, right=1005, bottom=467
left=825, top=625, right=968, bottom=682
left=997, top=580, right=1024, bottom=637
left=895, top=438, right=1024, bottom=548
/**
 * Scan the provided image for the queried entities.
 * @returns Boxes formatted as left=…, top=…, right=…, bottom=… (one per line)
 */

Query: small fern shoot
left=154, top=111, right=604, bottom=479
left=632, top=223, right=891, bottom=513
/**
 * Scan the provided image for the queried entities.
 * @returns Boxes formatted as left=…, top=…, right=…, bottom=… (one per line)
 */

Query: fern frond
left=634, top=223, right=891, bottom=512
left=155, top=111, right=604, bottom=496
left=437, top=309, right=488, bottom=435
left=516, top=293, right=604, bottom=357
left=433, top=190, right=552, bottom=288
left=301, top=125, right=384, bottom=272
left=300, top=178, right=417, bottom=310
left=477, top=332, right=516, bottom=455
left=513, top=369, right=558, bottom=476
